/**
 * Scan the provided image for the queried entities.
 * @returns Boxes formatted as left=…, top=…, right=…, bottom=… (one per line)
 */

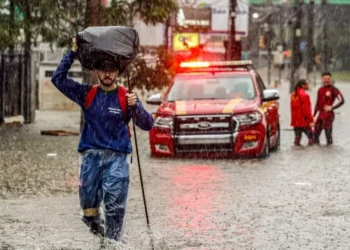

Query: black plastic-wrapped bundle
left=76, top=26, right=139, bottom=72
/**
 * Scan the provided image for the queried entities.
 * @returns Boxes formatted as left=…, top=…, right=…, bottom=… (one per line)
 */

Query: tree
left=123, top=46, right=177, bottom=92
left=0, top=0, right=178, bottom=92
left=0, top=0, right=16, bottom=51
left=95, top=0, right=178, bottom=91
left=1, top=0, right=178, bottom=51
left=101, top=0, right=177, bottom=26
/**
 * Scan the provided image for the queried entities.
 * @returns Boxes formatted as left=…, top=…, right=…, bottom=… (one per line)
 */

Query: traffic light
left=259, top=36, right=265, bottom=49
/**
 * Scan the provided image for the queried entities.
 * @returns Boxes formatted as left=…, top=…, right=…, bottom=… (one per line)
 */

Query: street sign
left=236, top=0, right=249, bottom=36
left=173, top=33, right=199, bottom=51
left=176, top=0, right=249, bottom=35
left=175, top=7, right=211, bottom=31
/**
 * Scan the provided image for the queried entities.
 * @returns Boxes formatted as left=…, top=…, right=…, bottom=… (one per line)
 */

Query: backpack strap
left=117, top=86, right=129, bottom=122
left=117, top=86, right=131, bottom=138
left=85, top=85, right=99, bottom=109
left=84, top=85, right=131, bottom=138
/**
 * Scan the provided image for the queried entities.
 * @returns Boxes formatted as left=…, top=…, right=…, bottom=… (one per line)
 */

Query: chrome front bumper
left=175, top=134, right=235, bottom=145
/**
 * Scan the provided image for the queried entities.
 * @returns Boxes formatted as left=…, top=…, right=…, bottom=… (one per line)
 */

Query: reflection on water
left=168, top=164, right=225, bottom=236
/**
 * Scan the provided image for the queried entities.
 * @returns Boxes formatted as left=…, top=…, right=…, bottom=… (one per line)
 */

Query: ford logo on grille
left=197, top=122, right=211, bottom=130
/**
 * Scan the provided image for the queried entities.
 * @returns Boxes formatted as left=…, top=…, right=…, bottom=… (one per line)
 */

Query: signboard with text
left=173, top=33, right=200, bottom=51
left=175, top=7, right=212, bottom=31
left=177, top=0, right=249, bottom=35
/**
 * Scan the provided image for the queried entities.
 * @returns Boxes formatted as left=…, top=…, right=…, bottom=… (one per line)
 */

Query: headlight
left=233, top=111, right=262, bottom=127
left=154, top=116, right=173, bottom=132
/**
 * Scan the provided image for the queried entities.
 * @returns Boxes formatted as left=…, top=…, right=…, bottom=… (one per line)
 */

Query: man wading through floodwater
left=51, top=37, right=153, bottom=242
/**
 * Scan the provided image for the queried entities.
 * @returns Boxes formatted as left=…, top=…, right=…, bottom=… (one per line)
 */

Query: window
left=167, top=74, right=256, bottom=101
left=45, top=71, right=83, bottom=78
left=255, top=74, right=265, bottom=97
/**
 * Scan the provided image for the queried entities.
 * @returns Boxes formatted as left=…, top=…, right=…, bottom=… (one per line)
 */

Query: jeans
left=79, top=149, right=130, bottom=241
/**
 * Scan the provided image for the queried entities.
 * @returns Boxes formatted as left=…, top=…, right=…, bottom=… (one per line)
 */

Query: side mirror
left=146, top=93, right=162, bottom=105
left=262, top=89, right=280, bottom=102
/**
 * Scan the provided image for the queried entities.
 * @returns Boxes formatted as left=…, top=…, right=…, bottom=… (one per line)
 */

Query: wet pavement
left=1, top=81, right=350, bottom=250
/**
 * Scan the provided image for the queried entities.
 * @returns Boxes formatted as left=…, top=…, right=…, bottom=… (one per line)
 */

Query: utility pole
left=278, top=6, right=284, bottom=86
left=289, top=0, right=303, bottom=93
left=321, top=0, right=328, bottom=72
left=267, top=14, right=272, bottom=86
left=306, top=0, right=314, bottom=82
left=164, top=18, right=169, bottom=51
left=265, top=0, right=274, bottom=86
left=228, top=0, right=241, bottom=60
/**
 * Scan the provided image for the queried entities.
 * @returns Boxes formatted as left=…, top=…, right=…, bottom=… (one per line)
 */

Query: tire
left=259, top=132, right=270, bottom=159
left=271, top=124, right=280, bottom=151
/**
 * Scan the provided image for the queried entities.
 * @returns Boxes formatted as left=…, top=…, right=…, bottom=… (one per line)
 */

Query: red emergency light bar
left=180, top=60, right=253, bottom=68
left=180, top=62, right=210, bottom=68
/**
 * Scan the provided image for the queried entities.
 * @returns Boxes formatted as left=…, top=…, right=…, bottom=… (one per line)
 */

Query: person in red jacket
left=314, top=72, right=344, bottom=145
left=291, top=79, right=315, bottom=146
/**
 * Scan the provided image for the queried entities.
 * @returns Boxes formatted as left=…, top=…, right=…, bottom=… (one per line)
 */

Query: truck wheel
left=271, top=124, right=280, bottom=151
left=259, top=132, right=270, bottom=159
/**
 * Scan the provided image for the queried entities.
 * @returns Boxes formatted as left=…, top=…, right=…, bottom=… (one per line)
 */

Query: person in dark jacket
left=314, top=72, right=344, bottom=145
left=291, top=79, right=314, bottom=146
left=51, top=38, right=153, bottom=242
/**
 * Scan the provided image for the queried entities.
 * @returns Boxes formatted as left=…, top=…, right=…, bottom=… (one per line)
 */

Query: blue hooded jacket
left=51, top=51, right=153, bottom=153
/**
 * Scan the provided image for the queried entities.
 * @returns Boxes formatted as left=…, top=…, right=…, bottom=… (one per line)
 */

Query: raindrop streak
left=294, top=182, right=312, bottom=186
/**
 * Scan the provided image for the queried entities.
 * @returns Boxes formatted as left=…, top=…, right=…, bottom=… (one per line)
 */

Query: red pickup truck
left=146, top=61, right=280, bottom=158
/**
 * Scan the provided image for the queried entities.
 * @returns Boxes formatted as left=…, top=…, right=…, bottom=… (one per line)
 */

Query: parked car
left=146, top=60, right=280, bottom=158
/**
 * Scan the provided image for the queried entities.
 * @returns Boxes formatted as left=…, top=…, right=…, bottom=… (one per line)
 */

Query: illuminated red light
left=180, top=62, right=210, bottom=68
left=180, top=60, right=253, bottom=69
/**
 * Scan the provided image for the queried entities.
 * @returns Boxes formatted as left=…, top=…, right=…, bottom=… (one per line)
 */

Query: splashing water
left=100, top=229, right=169, bottom=250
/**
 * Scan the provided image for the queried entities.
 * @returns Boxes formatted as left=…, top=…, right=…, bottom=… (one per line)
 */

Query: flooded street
left=1, top=82, right=350, bottom=250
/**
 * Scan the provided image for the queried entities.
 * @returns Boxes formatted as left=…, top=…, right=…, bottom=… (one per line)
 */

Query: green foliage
left=136, top=0, right=178, bottom=25
left=119, top=46, right=176, bottom=91
left=0, top=0, right=75, bottom=49
left=0, top=0, right=177, bottom=49
left=100, top=0, right=178, bottom=91
left=101, top=0, right=178, bottom=26
left=101, top=0, right=129, bottom=26
left=0, top=0, right=14, bottom=50
left=52, top=1, right=87, bottom=47
left=0, top=0, right=178, bottom=90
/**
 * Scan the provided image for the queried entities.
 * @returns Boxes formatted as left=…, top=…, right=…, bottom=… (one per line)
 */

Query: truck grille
left=174, top=114, right=236, bottom=135
left=173, top=114, right=236, bottom=154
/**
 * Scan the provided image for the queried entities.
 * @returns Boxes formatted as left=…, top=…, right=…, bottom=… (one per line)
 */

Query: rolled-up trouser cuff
left=84, top=208, right=99, bottom=217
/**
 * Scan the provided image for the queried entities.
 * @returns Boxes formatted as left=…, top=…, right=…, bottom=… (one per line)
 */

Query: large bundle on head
left=76, top=26, right=139, bottom=73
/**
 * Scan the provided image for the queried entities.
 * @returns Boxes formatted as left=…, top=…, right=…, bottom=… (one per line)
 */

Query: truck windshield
left=167, top=75, right=256, bottom=101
